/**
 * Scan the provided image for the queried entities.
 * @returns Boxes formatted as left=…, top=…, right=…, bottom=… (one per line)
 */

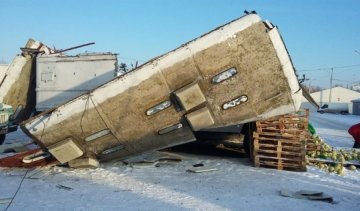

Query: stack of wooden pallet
left=306, top=138, right=321, bottom=153
left=253, top=110, right=309, bottom=171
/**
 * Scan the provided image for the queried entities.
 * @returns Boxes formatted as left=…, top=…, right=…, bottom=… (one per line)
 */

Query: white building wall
left=308, top=87, right=360, bottom=105
left=301, top=87, right=360, bottom=114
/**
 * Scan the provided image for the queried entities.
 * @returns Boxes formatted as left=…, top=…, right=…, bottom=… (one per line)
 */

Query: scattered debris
left=56, top=185, right=73, bottom=191
left=25, top=167, right=54, bottom=179
left=130, top=161, right=159, bottom=169
left=0, top=198, right=12, bottom=204
left=22, top=150, right=51, bottom=163
left=52, top=166, right=71, bottom=173
left=68, top=157, right=99, bottom=169
left=0, top=148, right=57, bottom=168
left=124, top=151, right=184, bottom=165
left=157, top=157, right=182, bottom=163
left=125, top=151, right=185, bottom=168
left=280, top=189, right=335, bottom=204
left=187, top=166, right=218, bottom=173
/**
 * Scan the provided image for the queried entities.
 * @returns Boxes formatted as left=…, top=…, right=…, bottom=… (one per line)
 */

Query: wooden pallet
left=256, top=118, right=308, bottom=131
left=253, top=110, right=308, bottom=171
left=254, top=131, right=306, bottom=141
left=256, top=110, right=309, bottom=132
left=254, top=132, right=306, bottom=149
left=253, top=132, right=306, bottom=169
left=254, top=156, right=307, bottom=171
left=254, top=143, right=305, bottom=159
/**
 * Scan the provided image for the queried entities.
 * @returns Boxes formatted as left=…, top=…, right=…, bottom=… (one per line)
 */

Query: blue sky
left=1, top=0, right=359, bottom=88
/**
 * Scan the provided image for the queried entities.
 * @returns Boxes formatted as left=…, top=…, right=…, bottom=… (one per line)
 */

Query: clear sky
left=1, top=0, right=359, bottom=88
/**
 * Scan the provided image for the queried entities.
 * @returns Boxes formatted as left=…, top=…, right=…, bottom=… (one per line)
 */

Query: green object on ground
left=308, top=123, right=316, bottom=135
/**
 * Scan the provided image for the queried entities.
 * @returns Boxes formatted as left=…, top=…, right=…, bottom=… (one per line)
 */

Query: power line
left=333, top=67, right=360, bottom=74
left=297, top=64, right=360, bottom=72
left=333, top=79, right=353, bottom=83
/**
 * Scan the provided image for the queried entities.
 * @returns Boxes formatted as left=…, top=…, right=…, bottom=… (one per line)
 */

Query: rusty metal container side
left=21, top=14, right=301, bottom=163
left=35, top=53, right=118, bottom=112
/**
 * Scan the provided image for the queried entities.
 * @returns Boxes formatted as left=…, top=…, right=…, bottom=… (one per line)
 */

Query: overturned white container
left=22, top=14, right=302, bottom=163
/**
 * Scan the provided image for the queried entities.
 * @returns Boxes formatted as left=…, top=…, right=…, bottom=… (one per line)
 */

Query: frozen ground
left=309, top=112, right=360, bottom=148
left=0, top=112, right=359, bottom=211
left=1, top=154, right=360, bottom=211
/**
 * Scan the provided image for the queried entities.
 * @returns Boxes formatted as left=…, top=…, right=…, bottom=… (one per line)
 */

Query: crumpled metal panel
left=0, top=39, right=50, bottom=122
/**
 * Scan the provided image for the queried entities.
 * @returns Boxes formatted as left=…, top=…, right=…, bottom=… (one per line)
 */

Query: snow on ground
left=310, top=112, right=360, bottom=129
left=1, top=153, right=360, bottom=211
left=0, top=112, right=360, bottom=210
left=309, top=112, right=360, bottom=148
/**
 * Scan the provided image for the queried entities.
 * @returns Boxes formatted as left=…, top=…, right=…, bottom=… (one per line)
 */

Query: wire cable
left=4, top=169, right=30, bottom=211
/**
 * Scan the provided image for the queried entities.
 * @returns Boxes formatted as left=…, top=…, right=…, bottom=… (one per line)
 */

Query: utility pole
left=308, top=79, right=316, bottom=93
left=329, top=68, right=333, bottom=103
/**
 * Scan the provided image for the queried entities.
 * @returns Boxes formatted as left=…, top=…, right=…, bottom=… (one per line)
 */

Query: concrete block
left=48, top=138, right=83, bottom=164
left=175, top=83, right=206, bottom=111
left=68, top=157, right=99, bottom=168
left=186, top=107, right=214, bottom=131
